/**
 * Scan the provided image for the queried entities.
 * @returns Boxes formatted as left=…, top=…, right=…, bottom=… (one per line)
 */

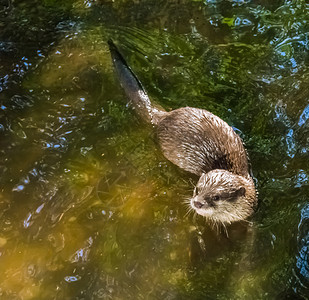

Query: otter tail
left=108, top=40, right=165, bottom=125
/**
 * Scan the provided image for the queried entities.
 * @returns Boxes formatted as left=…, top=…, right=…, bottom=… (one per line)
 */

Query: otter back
left=157, top=107, right=249, bottom=177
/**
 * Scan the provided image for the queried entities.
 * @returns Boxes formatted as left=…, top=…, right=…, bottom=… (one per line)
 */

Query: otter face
left=190, top=169, right=255, bottom=224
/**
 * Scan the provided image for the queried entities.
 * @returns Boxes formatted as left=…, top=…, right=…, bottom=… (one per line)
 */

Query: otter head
left=191, top=169, right=256, bottom=225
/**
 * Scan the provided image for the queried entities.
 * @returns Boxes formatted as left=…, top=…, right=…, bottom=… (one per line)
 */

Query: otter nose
left=193, top=201, right=203, bottom=209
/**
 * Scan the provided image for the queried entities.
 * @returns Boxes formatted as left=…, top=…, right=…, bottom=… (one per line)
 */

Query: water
left=0, top=0, right=308, bottom=299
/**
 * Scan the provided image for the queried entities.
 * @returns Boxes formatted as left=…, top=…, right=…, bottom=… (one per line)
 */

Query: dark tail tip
left=107, top=39, right=131, bottom=70
left=107, top=39, right=117, bottom=51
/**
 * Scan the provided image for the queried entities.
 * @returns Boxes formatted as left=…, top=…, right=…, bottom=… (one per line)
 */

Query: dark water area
left=0, top=0, right=309, bottom=299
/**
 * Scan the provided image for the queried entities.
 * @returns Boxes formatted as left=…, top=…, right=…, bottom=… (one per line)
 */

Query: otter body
left=108, top=40, right=257, bottom=225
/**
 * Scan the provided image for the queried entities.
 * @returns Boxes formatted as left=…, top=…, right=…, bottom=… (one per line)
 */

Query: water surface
left=0, top=0, right=309, bottom=299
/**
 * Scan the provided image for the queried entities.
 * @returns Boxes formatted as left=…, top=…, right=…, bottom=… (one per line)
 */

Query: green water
left=1, top=0, right=309, bottom=299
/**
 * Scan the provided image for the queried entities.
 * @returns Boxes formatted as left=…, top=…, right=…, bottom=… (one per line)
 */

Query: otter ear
left=236, top=186, right=246, bottom=196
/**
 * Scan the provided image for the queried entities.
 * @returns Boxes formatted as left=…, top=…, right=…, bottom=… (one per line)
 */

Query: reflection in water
left=293, top=204, right=309, bottom=298
left=298, top=104, right=309, bottom=127
left=0, top=0, right=309, bottom=299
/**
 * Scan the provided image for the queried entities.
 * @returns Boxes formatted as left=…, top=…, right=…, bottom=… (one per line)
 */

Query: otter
left=108, top=40, right=257, bottom=226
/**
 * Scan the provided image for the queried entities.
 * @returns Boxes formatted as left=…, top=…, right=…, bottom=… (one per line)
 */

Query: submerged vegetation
left=0, top=0, right=308, bottom=299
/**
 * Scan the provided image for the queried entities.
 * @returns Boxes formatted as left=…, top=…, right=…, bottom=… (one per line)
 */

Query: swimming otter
left=108, top=40, right=257, bottom=226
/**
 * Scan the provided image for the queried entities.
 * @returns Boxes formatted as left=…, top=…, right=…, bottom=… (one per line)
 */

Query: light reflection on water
left=0, top=0, right=309, bottom=299
left=293, top=204, right=309, bottom=298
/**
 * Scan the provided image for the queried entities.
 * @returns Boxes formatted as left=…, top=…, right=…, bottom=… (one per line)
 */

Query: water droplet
left=12, top=184, right=25, bottom=192
left=23, top=213, right=32, bottom=228
left=64, top=275, right=81, bottom=283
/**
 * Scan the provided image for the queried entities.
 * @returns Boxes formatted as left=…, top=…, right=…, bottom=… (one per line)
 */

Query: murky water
left=0, top=0, right=308, bottom=299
